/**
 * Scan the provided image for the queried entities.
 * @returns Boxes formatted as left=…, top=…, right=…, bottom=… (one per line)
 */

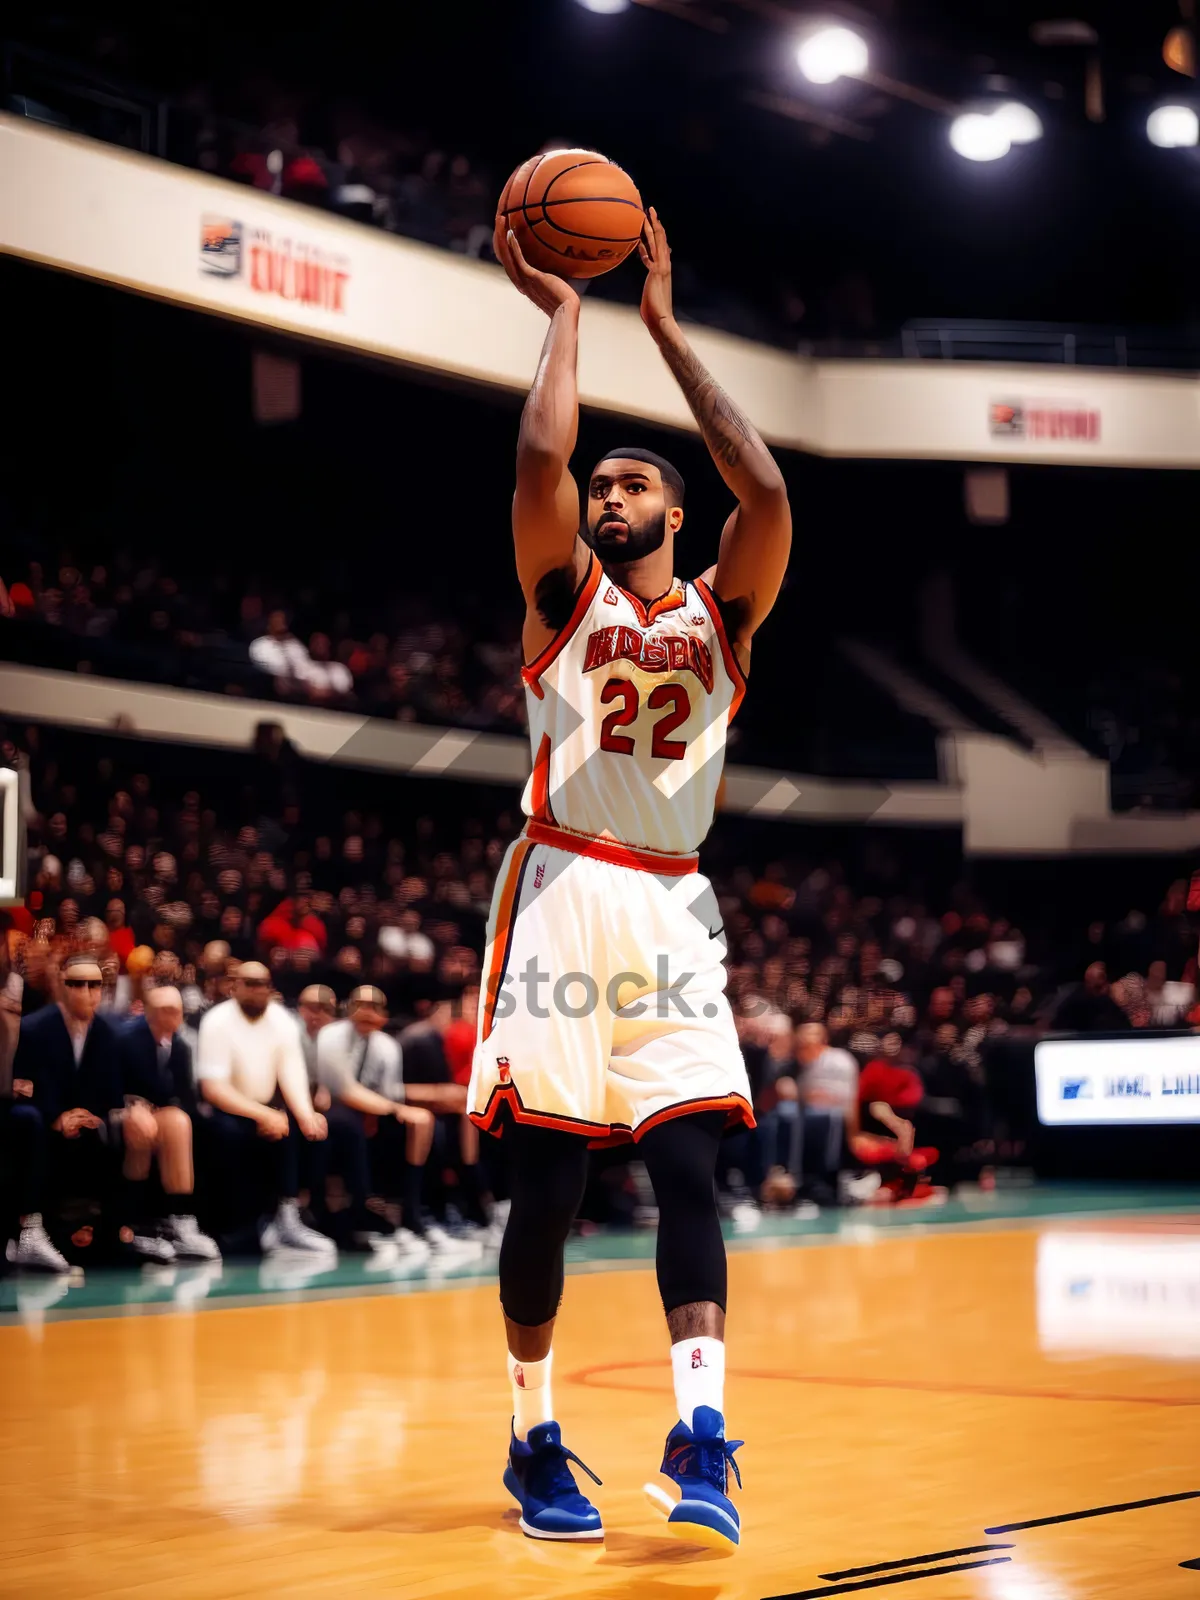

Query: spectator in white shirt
left=248, top=610, right=313, bottom=689
left=196, top=961, right=333, bottom=1256
left=302, top=633, right=353, bottom=701
left=315, top=986, right=437, bottom=1259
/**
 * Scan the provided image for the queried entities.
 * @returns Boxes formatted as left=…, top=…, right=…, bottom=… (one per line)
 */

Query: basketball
left=498, top=148, right=644, bottom=279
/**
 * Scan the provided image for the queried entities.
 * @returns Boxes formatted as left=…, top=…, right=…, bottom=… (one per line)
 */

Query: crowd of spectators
left=2, top=716, right=1197, bottom=1279
left=1, top=552, right=527, bottom=735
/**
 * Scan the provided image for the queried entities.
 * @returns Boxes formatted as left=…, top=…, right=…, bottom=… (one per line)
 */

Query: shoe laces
left=688, top=1435, right=744, bottom=1493
left=530, top=1436, right=603, bottom=1497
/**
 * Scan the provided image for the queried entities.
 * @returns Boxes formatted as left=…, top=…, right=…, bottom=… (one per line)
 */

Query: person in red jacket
left=852, top=1057, right=941, bottom=1204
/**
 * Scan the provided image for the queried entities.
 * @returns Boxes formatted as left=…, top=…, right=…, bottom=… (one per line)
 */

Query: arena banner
left=3, top=113, right=1200, bottom=467
left=1035, top=1034, right=1200, bottom=1126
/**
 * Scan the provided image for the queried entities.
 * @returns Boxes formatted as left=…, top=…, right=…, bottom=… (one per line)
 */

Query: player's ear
left=668, top=506, right=684, bottom=535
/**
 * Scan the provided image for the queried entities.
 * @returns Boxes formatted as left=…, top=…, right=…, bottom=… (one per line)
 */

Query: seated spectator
left=7, top=955, right=124, bottom=1270
left=791, top=1020, right=860, bottom=1206
left=318, top=987, right=478, bottom=1256
left=105, top=897, right=136, bottom=970
left=196, top=961, right=333, bottom=1256
left=248, top=610, right=313, bottom=688
left=852, top=1058, right=941, bottom=1204
left=1143, top=959, right=1193, bottom=1027
left=118, top=987, right=220, bottom=1261
left=303, top=634, right=353, bottom=701
left=1052, top=962, right=1131, bottom=1033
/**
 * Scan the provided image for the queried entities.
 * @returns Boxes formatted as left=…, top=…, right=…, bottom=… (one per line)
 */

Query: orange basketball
left=498, top=149, right=644, bottom=280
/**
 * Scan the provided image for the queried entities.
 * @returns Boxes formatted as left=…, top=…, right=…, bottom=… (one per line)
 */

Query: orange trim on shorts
left=523, top=819, right=698, bottom=876
left=694, top=577, right=748, bottom=723
left=632, top=1093, right=757, bottom=1141
left=470, top=1081, right=615, bottom=1142
left=470, top=1083, right=756, bottom=1150
left=479, top=838, right=535, bottom=1042
left=522, top=555, right=602, bottom=699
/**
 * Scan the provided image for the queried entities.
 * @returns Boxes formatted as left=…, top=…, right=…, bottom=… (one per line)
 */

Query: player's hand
left=493, top=218, right=579, bottom=318
left=298, top=1111, right=328, bottom=1142
left=638, top=207, right=675, bottom=340
left=257, top=1107, right=290, bottom=1141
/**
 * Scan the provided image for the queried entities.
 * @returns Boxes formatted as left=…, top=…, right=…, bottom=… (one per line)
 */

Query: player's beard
left=583, top=508, right=667, bottom=563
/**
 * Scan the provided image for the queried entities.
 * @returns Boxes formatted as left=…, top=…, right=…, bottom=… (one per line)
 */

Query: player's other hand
left=493, top=218, right=579, bottom=318
left=638, top=207, right=675, bottom=340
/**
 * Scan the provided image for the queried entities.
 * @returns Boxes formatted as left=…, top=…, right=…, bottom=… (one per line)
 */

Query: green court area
left=3, top=1181, right=1198, bottom=1323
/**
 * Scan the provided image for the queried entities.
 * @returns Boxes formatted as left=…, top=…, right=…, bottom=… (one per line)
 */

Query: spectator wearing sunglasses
left=196, top=961, right=333, bottom=1256
left=6, top=955, right=124, bottom=1271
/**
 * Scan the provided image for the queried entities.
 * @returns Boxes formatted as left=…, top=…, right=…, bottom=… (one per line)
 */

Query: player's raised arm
left=494, top=221, right=591, bottom=618
left=639, top=209, right=791, bottom=649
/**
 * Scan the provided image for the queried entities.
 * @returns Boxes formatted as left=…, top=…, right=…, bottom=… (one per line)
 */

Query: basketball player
left=469, top=209, right=791, bottom=1549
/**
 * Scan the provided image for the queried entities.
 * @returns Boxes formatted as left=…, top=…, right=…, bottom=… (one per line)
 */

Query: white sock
left=23, top=1213, right=43, bottom=1233
left=508, top=1350, right=554, bottom=1441
left=278, top=1199, right=300, bottom=1224
left=670, top=1337, right=726, bottom=1432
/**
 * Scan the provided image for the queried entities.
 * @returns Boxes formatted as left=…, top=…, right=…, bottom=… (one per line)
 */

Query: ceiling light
left=574, top=0, right=631, bottom=13
left=1147, top=103, right=1200, bottom=147
left=796, top=26, right=869, bottom=86
left=949, top=111, right=1012, bottom=161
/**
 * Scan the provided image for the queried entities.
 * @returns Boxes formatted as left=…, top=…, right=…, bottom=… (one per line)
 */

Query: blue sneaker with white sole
left=645, top=1405, right=743, bottom=1549
left=503, top=1420, right=604, bottom=1541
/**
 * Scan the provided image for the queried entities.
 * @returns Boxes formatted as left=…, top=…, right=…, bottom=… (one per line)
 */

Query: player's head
left=584, top=448, right=685, bottom=562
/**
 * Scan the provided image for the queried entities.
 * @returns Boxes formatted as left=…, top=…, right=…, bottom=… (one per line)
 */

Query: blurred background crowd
left=3, top=712, right=1197, bottom=1272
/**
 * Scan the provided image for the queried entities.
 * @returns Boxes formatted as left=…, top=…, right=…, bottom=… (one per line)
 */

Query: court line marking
left=1180, top=1557, right=1200, bottom=1569
left=986, top=1489, right=1200, bottom=1533
left=567, top=1359, right=1200, bottom=1409
left=762, top=1555, right=1012, bottom=1599
left=819, top=1544, right=1014, bottom=1580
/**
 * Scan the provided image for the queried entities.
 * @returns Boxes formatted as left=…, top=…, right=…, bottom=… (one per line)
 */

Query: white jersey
left=520, top=555, right=745, bottom=856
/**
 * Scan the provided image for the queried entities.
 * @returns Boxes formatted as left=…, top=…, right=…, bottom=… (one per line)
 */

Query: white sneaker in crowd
left=392, top=1227, right=433, bottom=1266
left=425, top=1223, right=484, bottom=1261
left=163, top=1215, right=222, bottom=1262
left=5, top=1215, right=70, bottom=1273
left=131, top=1232, right=177, bottom=1264
left=261, top=1203, right=337, bottom=1258
left=730, top=1200, right=762, bottom=1233
left=839, top=1172, right=883, bottom=1205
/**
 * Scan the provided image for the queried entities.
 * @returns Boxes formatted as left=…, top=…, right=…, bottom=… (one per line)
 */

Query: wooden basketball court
left=3, top=1209, right=1199, bottom=1598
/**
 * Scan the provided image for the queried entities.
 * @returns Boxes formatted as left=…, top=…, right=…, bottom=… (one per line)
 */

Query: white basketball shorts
left=469, top=820, right=754, bottom=1147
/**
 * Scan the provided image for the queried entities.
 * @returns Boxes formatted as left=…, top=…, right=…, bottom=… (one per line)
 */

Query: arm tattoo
left=660, top=341, right=754, bottom=470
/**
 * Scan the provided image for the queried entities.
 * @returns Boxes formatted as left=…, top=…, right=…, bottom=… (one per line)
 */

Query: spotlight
left=1147, top=103, right=1199, bottom=147
left=574, top=0, right=630, bottom=13
left=796, top=25, right=869, bottom=86
left=949, top=111, right=1011, bottom=162
left=993, top=101, right=1043, bottom=144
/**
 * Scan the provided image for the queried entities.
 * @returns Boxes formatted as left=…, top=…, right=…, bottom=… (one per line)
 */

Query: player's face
left=584, top=461, right=682, bottom=562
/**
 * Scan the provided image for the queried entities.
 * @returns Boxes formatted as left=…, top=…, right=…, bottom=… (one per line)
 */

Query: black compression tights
left=498, top=1110, right=727, bottom=1328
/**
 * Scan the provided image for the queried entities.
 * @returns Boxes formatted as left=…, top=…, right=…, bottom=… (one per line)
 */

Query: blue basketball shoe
left=503, top=1420, right=604, bottom=1541
left=644, top=1405, right=743, bottom=1549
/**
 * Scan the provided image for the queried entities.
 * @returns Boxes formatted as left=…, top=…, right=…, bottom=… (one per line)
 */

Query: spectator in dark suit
left=6, top=955, right=124, bottom=1270
left=118, top=987, right=220, bottom=1261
